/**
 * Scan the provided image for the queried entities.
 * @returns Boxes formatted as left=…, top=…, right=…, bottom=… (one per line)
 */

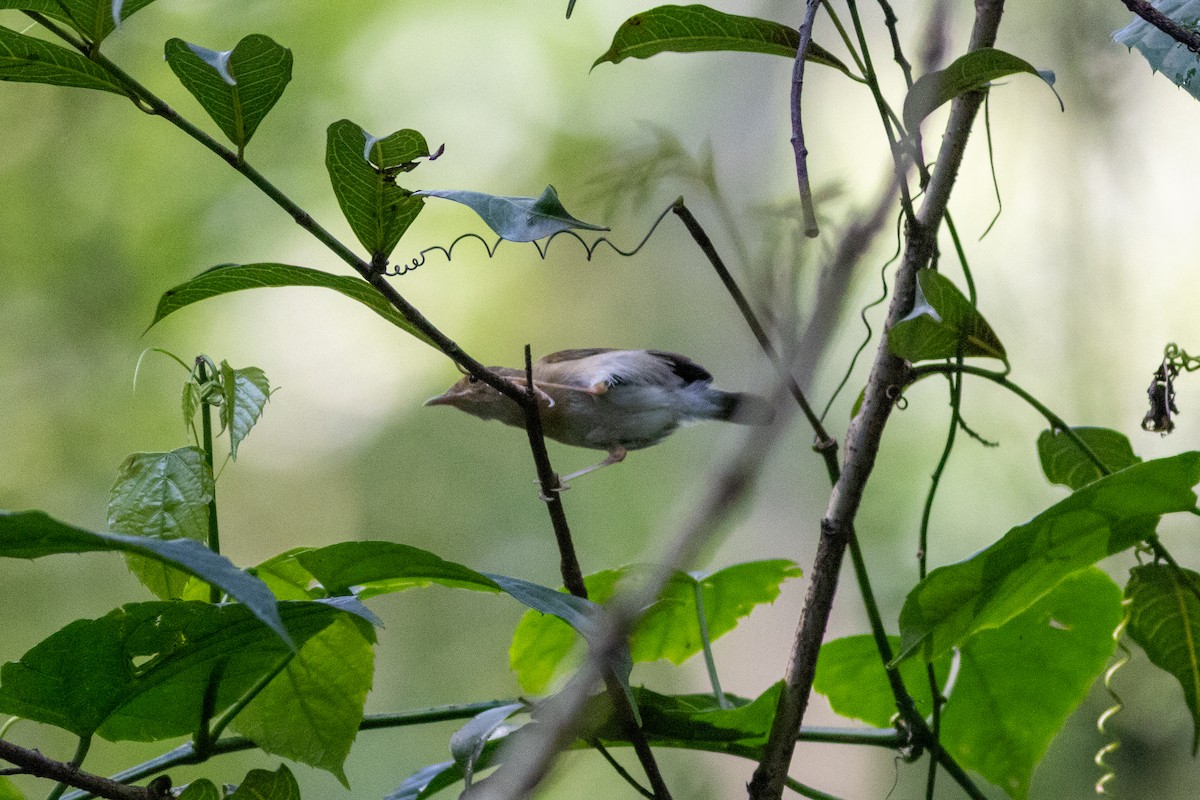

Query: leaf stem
left=692, top=579, right=729, bottom=708
left=195, top=359, right=221, bottom=580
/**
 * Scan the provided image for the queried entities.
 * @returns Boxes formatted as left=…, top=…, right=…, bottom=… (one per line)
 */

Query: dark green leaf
left=0, top=510, right=287, bottom=644
left=449, top=703, right=524, bottom=786
left=898, top=452, right=1200, bottom=663
left=227, top=765, right=300, bottom=800
left=413, top=186, right=607, bottom=243
left=813, top=635, right=950, bottom=728
left=0, top=2, right=72, bottom=24
left=50, top=0, right=157, bottom=44
left=297, top=540, right=501, bottom=598
left=592, top=684, right=782, bottom=749
left=108, top=447, right=213, bottom=599
left=592, top=5, right=852, bottom=79
left=219, top=361, right=271, bottom=460
left=164, top=35, right=292, bottom=152
left=326, top=119, right=427, bottom=260
left=175, top=780, right=220, bottom=800
left=903, top=47, right=1062, bottom=133
left=888, top=269, right=1007, bottom=363
left=148, top=263, right=435, bottom=348
left=1126, top=563, right=1200, bottom=755
left=0, top=26, right=125, bottom=94
left=1037, top=427, right=1140, bottom=490
left=0, top=600, right=350, bottom=739
left=232, top=616, right=374, bottom=784
left=942, top=569, right=1122, bottom=800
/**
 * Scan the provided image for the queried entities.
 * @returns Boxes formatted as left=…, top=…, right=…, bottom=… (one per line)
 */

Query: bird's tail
left=714, top=391, right=775, bottom=425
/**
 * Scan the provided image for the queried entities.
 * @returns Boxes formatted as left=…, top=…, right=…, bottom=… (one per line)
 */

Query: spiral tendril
left=1094, top=598, right=1132, bottom=795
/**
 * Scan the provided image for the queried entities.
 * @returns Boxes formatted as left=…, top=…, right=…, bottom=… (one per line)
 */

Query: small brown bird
left=425, top=348, right=773, bottom=482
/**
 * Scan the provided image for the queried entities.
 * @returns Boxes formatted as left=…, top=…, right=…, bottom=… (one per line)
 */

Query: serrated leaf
left=296, top=540, right=501, bottom=598
left=49, top=0, right=157, bottom=44
left=593, top=5, right=852, bottom=78
left=326, top=119, right=427, bottom=260
left=232, top=616, right=375, bottom=784
left=148, top=263, right=434, bottom=348
left=813, top=635, right=951, bottom=728
left=176, top=779, right=221, bottom=800
left=897, top=452, right=1200, bottom=663
left=943, top=569, right=1122, bottom=800
left=449, top=703, right=524, bottom=786
left=0, top=601, right=349, bottom=739
left=888, top=269, right=1007, bottom=363
left=218, top=361, right=271, bottom=460
left=1126, top=563, right=1200, bottom=755
left=903, top=47, right=1062, bottom=133
left=165, top=35, right=292, bottom=153
left=0, top=26, right=125, bottom=94
left=509, top=560, right=800, bottom=694
left=0, top=509, right=288, bottom=644
left=227, top=765, right=300, bottom=800
left=1114, top=0, right=1200, bottom=101
left=1037, top=427, right=1141, bottom=490
left=413, top=186, right=607, bottom=243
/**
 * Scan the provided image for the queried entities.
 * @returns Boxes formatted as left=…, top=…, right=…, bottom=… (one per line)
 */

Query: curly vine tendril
left=1094, top=598, right=1132, bottom=796
left=382, top=201, right=679, bottom=276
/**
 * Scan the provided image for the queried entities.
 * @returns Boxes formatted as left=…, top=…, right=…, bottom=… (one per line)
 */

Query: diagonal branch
left=0, top=740, right=161, bottom=800
left=1118, top=0, right=1200, bottom=52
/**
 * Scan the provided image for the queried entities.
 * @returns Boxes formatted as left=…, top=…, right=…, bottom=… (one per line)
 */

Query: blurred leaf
left=888, top=269, right=1006, bottom=363
left=165, top=35, right=292, bottom=153
left=0, top=776, right=23, bottom=800
left=108, top=447, right=213, bottom=599
left=0, top=1, right=72, bottom=23
left=1126, top=563, right=1200, bottom=754
left=149, top=263, right=435, bottom=348
left=449, top=703, right=523, bottom=787
left=593, top=4, right=852, bottom=79
left=296, top=541, right=501, bottom=598
left=898, top=452, right=1200, bottom=663
left=1037, top=427, right=1141, bottom=490
left=413, top=186, right=607, bottom=243
left=0, top=510, right=287, bottom=644
left=227, top=765, right=300, bottom=800
left=1114, top=1, right=1200, bottom=101
left=0, top=600, right=350, bottom=739
left=48, top=0, right=157, bottom=44
left=232, top=616, right=375, bottom=784
left=176, top=780, right=221, bottom=800
left=326, top=119, right=427, bottom=260
left=219, top=361, right=271, bottom=460
left=942, top=569, right=1122, bottom=800
left=813, top=635, right=951, bottom=728
left=387, top=761, right=460, bottom=800
left=0, top=26, right=125, bottom=94
left=903, top=47, right=1062, bottom=133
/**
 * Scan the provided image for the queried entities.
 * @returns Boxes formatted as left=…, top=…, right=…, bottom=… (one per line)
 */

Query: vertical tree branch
left=748, top=3, right=1006, bottom=798
left=792, top=0, right=826, bottom=238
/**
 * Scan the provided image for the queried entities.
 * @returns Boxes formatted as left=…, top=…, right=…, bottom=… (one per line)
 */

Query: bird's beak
left=423, top=391, right=456, bottom=407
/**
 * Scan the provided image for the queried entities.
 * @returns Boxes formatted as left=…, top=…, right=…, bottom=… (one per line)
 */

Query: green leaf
left=148, top=263, right=435, bottom=348
left=49, top=0, right=157, bottom=45
left=219, top=361, right=271, bottom=460
left=0, top=600, right=350, bottom=739
left=449, top=703, right=524, bottom=786
left=176, top=780, right=221, bottom=800
left=594, top=684, right=782, bottom=749
left=813, top=635, right=951, bottom=728
left=108, top=447, right=213, bottom=599
left=0, top=775, right=24, bottom=800
left=509, top=560, right=800, bottom=693
left=232, top=616, right=375, bottom=784
left=296, top=540, right=501, bottom=598
left=1037, top=427, right=1141, bottom=491
left=0, top=509, right=288, bottom=644
left=227, top=765, right=300, bottom=800
left=413, top=186, right=607, bottom=243
left=164, top=35, right=292, bottom=153
left=942, top=569, right=1122, bottom=800
left=0, top=2, right=72, bottom=24
left=887, top=269, right=1007, bottom=363
left=1126, top=563, right=1200, bottom=755
left=326, top=119, right=427, bottom=260
left=592, top=5, right=852, bottom=79
left=897, top=452, right=1200, bottom=663
left=903, top=47, right=1063, bottom=133
left=1114, top=1, right=1200, bottom=102
left=0, top=26, right=125, bottom=94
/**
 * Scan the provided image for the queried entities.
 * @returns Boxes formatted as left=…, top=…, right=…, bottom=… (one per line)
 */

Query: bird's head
left=424, top=368, right=526, bottom=425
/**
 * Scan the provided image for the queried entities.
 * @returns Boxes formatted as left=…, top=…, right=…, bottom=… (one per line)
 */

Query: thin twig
left=1118, top=0, right=1200, bottom=52
left=791, top=0, right=826, bottom=238
left=0, top=740, right=159, bottom=800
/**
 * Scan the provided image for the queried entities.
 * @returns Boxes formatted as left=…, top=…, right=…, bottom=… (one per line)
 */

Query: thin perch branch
left=791, top=0, right=826, bottom=238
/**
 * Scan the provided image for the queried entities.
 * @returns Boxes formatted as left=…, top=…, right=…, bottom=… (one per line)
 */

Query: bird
left=425, top=348, right=773, bottom=482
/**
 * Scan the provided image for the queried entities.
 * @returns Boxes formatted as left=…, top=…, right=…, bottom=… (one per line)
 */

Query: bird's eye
left=467, top=375, right=479, bottom=384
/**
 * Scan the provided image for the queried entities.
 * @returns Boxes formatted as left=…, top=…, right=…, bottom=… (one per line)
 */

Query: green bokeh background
left=2, top=1, right=1200, bottom=797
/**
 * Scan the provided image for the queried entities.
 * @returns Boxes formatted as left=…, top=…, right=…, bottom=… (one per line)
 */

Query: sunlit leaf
left=1114, top=0, right=1200, bottom=101
left=148, top=263, right=435, bottom=348
left=1126, top=563, right=1200, bottom=755
left=219, top=361, right=271, bottom=460
left=227, top=765, right=300, bottom=800
left=813, top=635, right=951, bottom=728
left=888, top=269, right=1006, bottom=363
left=48, top=0, right=157, bottom=44
left=413, top=186, right=607, bottom=243
left=175, top=780, right=221, bottom=800
left=903, top=47, right=1062, bottom=133
left=1037, top=427, right=1140, bottom=490
left=898, top=452, right=1200, bottom=663
left=0, top=775, right=24, bottom=800
left=0, top=26, right=125, bottom=94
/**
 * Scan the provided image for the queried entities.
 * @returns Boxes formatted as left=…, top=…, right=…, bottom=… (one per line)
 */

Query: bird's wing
left=536, top=349, right=711, bottom=391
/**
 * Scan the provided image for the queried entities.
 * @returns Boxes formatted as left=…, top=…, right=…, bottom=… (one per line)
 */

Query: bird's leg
left=559, top=446, right=627, bottom=483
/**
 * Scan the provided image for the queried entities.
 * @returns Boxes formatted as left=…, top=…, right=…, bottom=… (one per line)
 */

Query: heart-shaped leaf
left=326, top=119, right=428, bottom=260
left=227, top=765, right=300, bottom=800
left=414, top=186, right=607, bottom=243
left=165, top=35, right=293, bottom=155
left=218, top=361, right=271, bottom=460
left=888, top=269, right=1007, bottom=363
left=1037, top=427, right=1140, bottom=491
left=0, top=26, right=125, bottom=94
